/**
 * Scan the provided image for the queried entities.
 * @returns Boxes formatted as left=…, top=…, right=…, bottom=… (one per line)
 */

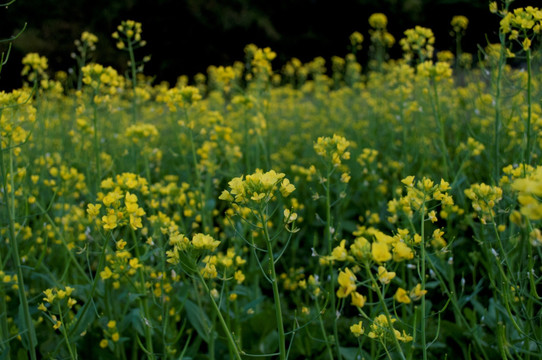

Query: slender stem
left=524, top=48, right=532, bottom=167
left=184, top=108, right=209, bottom=233
left=0, top=140, right=37, bottom=360
left=128, top=40, right=138, bottom=124
left=493, top=35, right=505, bottom=183
left=196, top=271, right=242, bottom=360
left=314, top=298, right=334, bottom=360
left=58, top=303, right=77, bottom=360
left=324, top=168, right=342, bottom=359
left=419, top=201, right=428, bottom=360
left=91, top=91, right=101, bottom=194
left=131, top=229, right=154, bottom=359
left=364, top=263, right=406, bottom=360
left=430, top=79, right=448, bottom=179
left=262, top=212, right=287, bottom=360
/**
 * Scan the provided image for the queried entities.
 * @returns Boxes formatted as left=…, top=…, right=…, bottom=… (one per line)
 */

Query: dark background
left=0, top=0, right=532, bottom=90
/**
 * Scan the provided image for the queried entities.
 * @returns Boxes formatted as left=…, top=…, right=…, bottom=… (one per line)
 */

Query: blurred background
left=0, top=0, right=532, bottom=90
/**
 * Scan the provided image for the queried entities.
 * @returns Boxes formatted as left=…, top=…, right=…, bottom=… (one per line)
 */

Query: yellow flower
left=107, top=320, right=116, bottom=329
left=369, top=13, right=388, bottom=29
left=377, top=266, right=396, bottom=284
left=331, top=240, right=348, bottom=261
left=86, top=203, right=102, bottom=217
left=451, top=15, right=469, bottom=33
left=401, top=176, right=415, bottom=187
left=351, top=291, right=366, bottom=308
left=410, top=283, right=428, bottom=301
left=371, top=242, right=391, bottom=263
left=350, top=321, right=364, bottom=337
left=234, top=270, right=245, bottom=284
left=100, top=339, right=108, bottom=348
left=336, top=268, right=357, bottom=298
left=43, top=288, right=56, bottom=304
left=100, top=266, right=113, bottom=280
left=392, top=241, right=413, bottom=262
left=112, top=332, right=120, bottom=342
left=394, top=288, right=411, bottom=304
left=191, top=233, right=220, bottom=251
left=102, top=213, right=118, bottom=231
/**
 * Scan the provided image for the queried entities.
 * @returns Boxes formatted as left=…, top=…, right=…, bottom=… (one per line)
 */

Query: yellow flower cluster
left=456, top=137, right=485, bottom=156
left=416, top=60, right=453, bottom=81
left=400, top=26, right=435, bottom=62
left=219, top=169, right=295, bottom=205
left=82, top=63, right=122, bottom=93
left=156, top=85, right=202, bottom=111
left=21, top=53, right=48, bottom=82
left=245, top=44, right=276, bottom=81
left=511, top=166, right=542, bottom=220
left=75, top=31, right=98, bottom=54
left=388, top=176, right=455, bottom=222
left=394, top=283, right=427, bottom=304
left=368, top=13, right=395, bottom=48
left=367, top=314, right=413, bottom=343
left=500, top=7, right=542, bottom=51
left=112, top=19, right=146, bottom=50
left=349, top=31, right=364, bottom=51
left=87, top=173, right=149, bottom=231
left=313, top=134, right=351, bottom=167
left=39, top=286, right=77, bottom=311
left=336, top=267, right=367, bottom=308
left=451, top=15, right=469, bottom=34
left=125, top=123, right=159, bottom=144
left=464, top=183, right=503, bottom=224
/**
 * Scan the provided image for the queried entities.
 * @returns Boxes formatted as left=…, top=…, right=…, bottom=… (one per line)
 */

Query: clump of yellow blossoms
left=451, top=15, right=469, bottom=34
left=416, top=60, right=453, bottom=81
left=368, top=13, right=395, bottom=48
left=75, top=31, right=98, bottom=54
left=464, top=183, right=503, bottom=224
left=500, top=6, right=542, bottom=51
left=313, top=134, right=351, bottom=167
left=87, top=173, right=149, bottom=231
left=112, top=19, right=146, bottom=50
left=400, top=26, right=435, bottom=63
left=219, top=169, right=295, bottom=205
left=21, top=53, right=48, bottom=82
left=367, top=314, right=413, bottom=343
left=349, top=31, right=364, bottom=52
left=82, top=63, right=122, bottom=94
left=511, top=166, right=542, bottom=220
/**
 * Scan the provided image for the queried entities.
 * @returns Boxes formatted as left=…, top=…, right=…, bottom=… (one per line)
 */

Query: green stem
left=262, top=213, right=287, bottom=360
left=196, top=271, right=242, bottom=360
left=91, top=91, right=101, bottom=194
left=0, top=140, right=37, bottom=360
left=131, top=229, right=154, bottom=359
left=524, top=48, right=532, bottom=167
left=430, top=78, right=448, bottom=179
left=364, top=263, right=406, bottom=360
left=184, top=108, right=210, bottom=233
left=324, top=169, right=342, bottom=360
left=58, top=303, right=77, bottom=360
left=314, top=298, right=334, bottom=360
left=419, top=201, right=427, bottom=360
left=493, top=34, right=505, bottom=183
left=67, top=231, right=109, bottom=339
left=127, top=40, right=138, bottom=124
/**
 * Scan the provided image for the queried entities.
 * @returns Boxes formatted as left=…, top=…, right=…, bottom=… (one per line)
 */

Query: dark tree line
left=0, top=0, right=532, bottom=90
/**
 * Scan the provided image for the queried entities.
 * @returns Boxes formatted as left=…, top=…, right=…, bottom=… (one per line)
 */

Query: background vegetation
left=0, top=0, right=531, bottom=90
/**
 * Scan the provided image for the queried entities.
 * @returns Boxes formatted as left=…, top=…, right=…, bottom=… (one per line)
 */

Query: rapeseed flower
left=336, top=267, right=357, bottom=298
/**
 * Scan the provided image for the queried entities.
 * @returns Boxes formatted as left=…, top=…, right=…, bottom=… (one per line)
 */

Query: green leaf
left=184, top=299, right=211, bottom=343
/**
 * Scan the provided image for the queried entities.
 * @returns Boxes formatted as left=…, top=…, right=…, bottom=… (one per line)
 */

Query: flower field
left=1, top=4, right=542, bottom=360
